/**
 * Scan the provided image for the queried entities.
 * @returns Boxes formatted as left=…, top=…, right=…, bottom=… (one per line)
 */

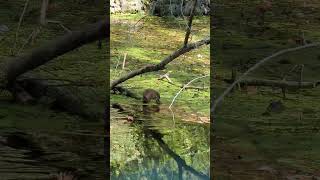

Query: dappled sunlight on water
left=111, top=106, right=210, bottom=179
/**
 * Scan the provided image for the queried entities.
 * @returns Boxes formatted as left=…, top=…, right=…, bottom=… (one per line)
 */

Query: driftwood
left=224, top=78, right=319, bottom=89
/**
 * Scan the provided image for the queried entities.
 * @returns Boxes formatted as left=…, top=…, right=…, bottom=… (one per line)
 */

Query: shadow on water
left=111, top=104, right=210, bottom=180
left=0, top=128, right=105, bottom=180
left=0, top=100, right=105, bottom=180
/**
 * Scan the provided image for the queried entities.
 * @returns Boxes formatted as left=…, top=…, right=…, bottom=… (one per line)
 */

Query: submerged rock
left=0, top=24, right=9, bottom=33
left=262, top=100, right=285, bottom=116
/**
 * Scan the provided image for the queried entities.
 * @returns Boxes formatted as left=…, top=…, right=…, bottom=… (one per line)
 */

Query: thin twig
left=299, top=64, right=304, bottom=89
left=281, top=64, right=298, bottom=81
left=122, top=52, right=127, bottom=69
left=168, top=74, right=209, bottom=125
left=47, top=20, right=72, bottom=33
left=115, top=56, right=120, bottom=70
left=133, top=15, right=147, bottom=27
left=169, top=74, right=209, bottom=109
left=16, top=27, right=41, bottom=55
left=16, top=29, right=35, bottom=55
left=12, top=0, right=29, bottom=55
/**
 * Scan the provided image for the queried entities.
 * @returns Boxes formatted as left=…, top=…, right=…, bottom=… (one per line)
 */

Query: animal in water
left=262, top=100, right=285, bottom=116
left=143, top=89, right=160, bottom=104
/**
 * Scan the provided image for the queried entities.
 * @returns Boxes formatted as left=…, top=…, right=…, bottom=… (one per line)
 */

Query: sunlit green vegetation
left=110, top=13, right=210, bottom=178
left=214, top=0, right=320, bottom=178
left=111, top=14, right=210, bottom=116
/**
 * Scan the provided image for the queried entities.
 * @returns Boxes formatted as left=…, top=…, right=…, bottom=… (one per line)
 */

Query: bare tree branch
left=212, top=42, right=320, bottom=115
left=169, top=74, right=209, bottom=109
left=110, top=38, right=209, bottom=89
left=1, top=19, right=108, bottom=89
left=169, top=74, right=208, bottom=124
left=184, top=0, right=198, bottom=46
left=122, top=52, right=127, bottom=69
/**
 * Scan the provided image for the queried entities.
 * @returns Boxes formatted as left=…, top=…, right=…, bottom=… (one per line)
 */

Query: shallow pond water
left=0, top=102, right=105, bottom=180
left=110, top=108, right=210, bottom=180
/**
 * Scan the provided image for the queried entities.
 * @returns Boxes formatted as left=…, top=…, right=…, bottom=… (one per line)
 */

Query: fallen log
left=0, top=19, right=109, bottom=89
left=0, top=19, right=108, bottom=119
left=111, top=86, right=141, bottom=100
left=16, top=77, right=102, bottom=119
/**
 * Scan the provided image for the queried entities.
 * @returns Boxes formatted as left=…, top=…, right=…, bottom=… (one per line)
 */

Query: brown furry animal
left=143, top=89, right=160, bottom=104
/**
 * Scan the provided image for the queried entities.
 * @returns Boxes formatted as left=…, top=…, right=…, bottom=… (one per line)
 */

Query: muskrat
left=143, top=89, right=160, bottom=104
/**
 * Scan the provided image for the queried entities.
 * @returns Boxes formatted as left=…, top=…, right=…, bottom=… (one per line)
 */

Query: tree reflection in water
left=111, top=113, right=209, bottom=180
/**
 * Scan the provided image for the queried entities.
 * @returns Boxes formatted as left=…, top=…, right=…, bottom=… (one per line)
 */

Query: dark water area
left=0, top=105, right=105, bottom=180
left=111, top=111, right=210, bottom=180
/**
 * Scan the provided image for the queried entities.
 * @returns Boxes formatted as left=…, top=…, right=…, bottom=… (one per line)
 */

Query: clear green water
left=110, top=110, right=210, bottom=180
left=0, top=101, right=105, bottom=180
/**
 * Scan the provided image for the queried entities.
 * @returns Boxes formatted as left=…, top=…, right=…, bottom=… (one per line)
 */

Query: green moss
left=0, top=1, right=106, bottom=123
left=111, top=14, right=210, bottom=117
left=214, top=0, right=320, bottom=176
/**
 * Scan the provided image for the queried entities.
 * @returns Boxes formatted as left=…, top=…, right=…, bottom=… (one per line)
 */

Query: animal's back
left=143, top=89, right=160, bottom=104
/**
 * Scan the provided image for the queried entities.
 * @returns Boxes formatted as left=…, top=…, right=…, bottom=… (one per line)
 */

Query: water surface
left=111, top=108, right=210, bottom=180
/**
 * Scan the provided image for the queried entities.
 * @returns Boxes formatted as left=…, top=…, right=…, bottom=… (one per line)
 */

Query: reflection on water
left=0, top=117, right=105, bottom=179
left=111, top=109, right=210, bottom=180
